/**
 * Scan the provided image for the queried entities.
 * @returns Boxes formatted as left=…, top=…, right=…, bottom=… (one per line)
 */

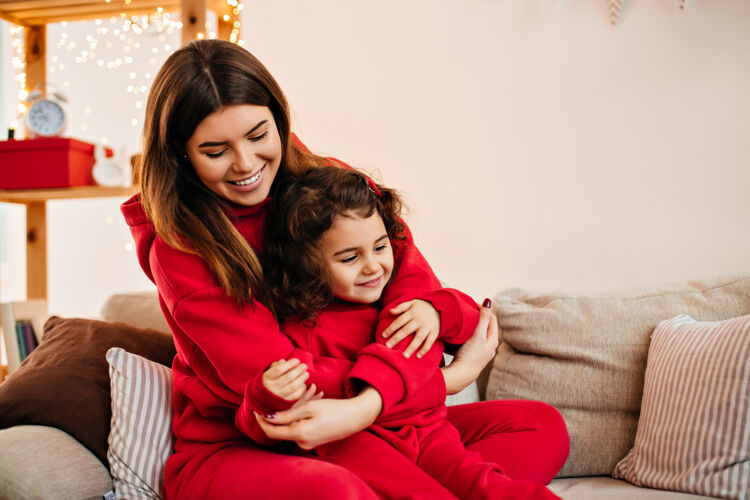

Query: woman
left=122, top=39, right=569, bottom=499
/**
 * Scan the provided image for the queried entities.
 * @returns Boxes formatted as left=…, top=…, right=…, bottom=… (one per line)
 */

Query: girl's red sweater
left=122, top=188, right=476, bottom=449
left=274, top=294, right=479, bottom=433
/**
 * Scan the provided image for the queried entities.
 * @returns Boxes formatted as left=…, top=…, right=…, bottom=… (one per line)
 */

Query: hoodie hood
left=121, top=193, right=272, bottom=284
left=121, top=193, right=158, bottom=283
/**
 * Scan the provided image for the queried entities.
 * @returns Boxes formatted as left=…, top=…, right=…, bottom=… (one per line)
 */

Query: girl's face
left=319, top=212, right=394, bottom=304
left=186, top=104, right=282, bottom=206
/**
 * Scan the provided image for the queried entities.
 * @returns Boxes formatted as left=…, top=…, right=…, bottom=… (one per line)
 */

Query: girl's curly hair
left=264, top=166, right=405, bottom=321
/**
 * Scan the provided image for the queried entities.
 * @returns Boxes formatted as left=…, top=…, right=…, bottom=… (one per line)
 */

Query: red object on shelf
left=0, top=137, right=112, bottom=189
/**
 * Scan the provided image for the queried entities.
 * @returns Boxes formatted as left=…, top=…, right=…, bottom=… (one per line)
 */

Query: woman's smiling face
left=186, top=104, right=282, bottom=206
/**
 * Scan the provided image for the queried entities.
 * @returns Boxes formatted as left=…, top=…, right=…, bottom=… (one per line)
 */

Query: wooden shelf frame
left=0, top=1, right=179, bottom=26
left=0, top=185, right=138, bottom=203
left=0, top=0, right=235, bottom=27
left=0, top=185, right=139, bottom=299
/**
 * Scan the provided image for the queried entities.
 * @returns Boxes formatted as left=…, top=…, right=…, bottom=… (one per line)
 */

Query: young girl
left=256, top=166, right=560, bottom=499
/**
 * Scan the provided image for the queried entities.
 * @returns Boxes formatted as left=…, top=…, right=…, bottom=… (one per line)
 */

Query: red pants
left=164, top=400, right=569, bottom=499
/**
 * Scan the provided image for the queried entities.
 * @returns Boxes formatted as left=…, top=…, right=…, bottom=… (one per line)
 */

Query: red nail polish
left=482, top=298, right=491, bottom=308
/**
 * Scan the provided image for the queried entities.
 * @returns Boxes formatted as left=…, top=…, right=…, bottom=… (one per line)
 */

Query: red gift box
left=0, top=137, right=112, bottom=189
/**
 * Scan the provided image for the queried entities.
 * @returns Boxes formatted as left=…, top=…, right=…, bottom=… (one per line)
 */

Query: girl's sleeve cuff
left=343, top=352, right=405, bottom=414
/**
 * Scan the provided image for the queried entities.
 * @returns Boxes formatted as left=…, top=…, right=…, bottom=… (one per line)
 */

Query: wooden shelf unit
left=0, top=1, right=241, bottom=297
left=0, top=185, right=139, bottom=299
left=0, top=0, right=242, bottom=298
left=0, top=2, right=238, bottom=377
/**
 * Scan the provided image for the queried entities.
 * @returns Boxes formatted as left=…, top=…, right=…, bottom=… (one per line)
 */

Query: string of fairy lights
left=8, top=0, right=244, bottom=136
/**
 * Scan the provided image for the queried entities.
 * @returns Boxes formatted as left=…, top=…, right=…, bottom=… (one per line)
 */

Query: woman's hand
left=454, top=301, right=498, bottom=367
left=254, top=386, right=383, bottom=449
left=442, top=300, right=499, bottom=394
left=262, top=358, right=310, bottom=401
left=381, top=299, right=440, bottom=359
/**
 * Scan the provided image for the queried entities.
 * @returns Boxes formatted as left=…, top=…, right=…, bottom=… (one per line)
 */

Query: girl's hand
left=254, top=386, right=383, bottom=449
left=262, top=358, right=310, bottom=401
left=289, top=383, right=323, bottom=408
left=442, top=300, right=499, bottom=394
left=381, top=299, right=440, bottom=359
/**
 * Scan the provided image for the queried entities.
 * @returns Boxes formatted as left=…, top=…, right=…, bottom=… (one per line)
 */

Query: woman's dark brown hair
left=264, top=166, right=405, bottom=321
left=139, top=39, right=330, bottom=305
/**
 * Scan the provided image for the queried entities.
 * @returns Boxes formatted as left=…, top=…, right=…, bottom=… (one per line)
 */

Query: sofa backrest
left=100, top=291, right=169, bottom=334
left=487, top=274, right=750, bottom=477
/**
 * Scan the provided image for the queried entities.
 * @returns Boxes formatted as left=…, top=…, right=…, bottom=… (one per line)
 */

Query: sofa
left=1, top=274, right=748, bottom=500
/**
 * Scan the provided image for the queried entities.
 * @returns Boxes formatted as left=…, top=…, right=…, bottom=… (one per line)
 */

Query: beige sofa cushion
left=0, top=425, right=112, bottom=500
left=548, top=477, right=717, bottom=500
left=486, top=275, right=750, bottom=478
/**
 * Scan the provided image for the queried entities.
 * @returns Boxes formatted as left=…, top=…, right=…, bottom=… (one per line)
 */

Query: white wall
left=1, top=21, right=26, bottom=306
left=242, top=0, right=750, bottom=299
left=1, top=1, right=749, bottom=317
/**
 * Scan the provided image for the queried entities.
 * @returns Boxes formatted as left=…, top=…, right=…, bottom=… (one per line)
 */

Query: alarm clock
left=25, top=91, right=67, bottom=138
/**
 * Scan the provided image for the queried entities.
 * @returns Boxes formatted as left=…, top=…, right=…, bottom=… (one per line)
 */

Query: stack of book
left=0, top=300, right=48, bottom=375
left=12, top=319, right=39, bottom=360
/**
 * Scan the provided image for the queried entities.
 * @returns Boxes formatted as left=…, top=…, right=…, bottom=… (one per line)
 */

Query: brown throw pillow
left=0, top=316, right=175, bottom=467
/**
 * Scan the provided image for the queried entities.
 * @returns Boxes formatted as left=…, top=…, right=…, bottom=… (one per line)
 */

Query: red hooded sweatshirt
left=271, top=291, right=479, bottom=460
left=122, top=173, right=477, bottom=452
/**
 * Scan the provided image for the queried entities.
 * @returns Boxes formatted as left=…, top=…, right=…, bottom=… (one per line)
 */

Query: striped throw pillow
left=613, top=314, right=750, bottom=499
left=107, top=347, right=174, bottom=500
